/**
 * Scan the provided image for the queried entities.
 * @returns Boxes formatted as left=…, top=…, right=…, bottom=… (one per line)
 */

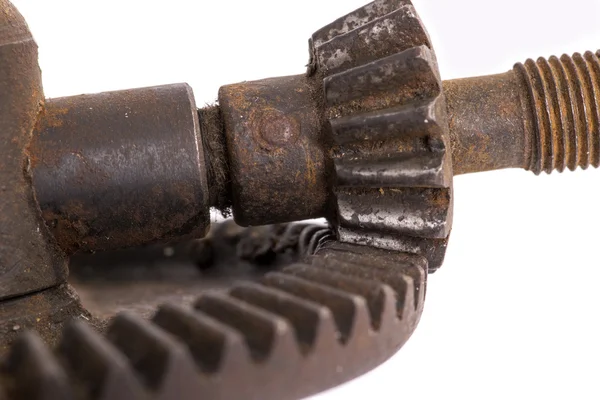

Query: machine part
left=0, top=284, right=88, bottom=356
left=198, top=105, right=231, bottom=212
left=30, top=84, right=210, bottom=254
left=0, top=1, right=215, bottom=301
left=0, top=238, right=425, bottom=400
left=2, top=0, right=600, bottom=399
left=445, top=51, right=600, bottom=175
left=0, top=0, right=67, bottom=301
left=0, top=221, right=334, bottom=346
left=216, top=0, right=600, bottom=271
left=219, top=75, right=330, bottom=226
left=309, top=7, right=453, bottom=271
left=216, top=1, right=454, bottom=270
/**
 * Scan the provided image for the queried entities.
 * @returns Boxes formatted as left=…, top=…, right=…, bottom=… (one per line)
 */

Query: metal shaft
left=30, top=84, right=211, bottom=254
left=445, top=51, right=600, bottom=175
left=24, top=50, right=600, bottom=253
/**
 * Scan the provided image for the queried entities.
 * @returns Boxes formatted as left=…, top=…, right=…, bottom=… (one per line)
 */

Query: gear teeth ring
left=0, top=241, right=426, bottom=400
left=310, top=0, right=453, bottom=272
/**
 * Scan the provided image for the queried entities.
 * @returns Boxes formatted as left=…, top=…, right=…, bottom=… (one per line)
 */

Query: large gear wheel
left=309, top=0, right=454, bottom=272
left=0, top=236, right=426, bottom=400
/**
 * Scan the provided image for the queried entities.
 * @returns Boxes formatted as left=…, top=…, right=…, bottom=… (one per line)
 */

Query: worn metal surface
left=30, top=84, right=211, bottom=253
left=0, top=284, right=88, bottom=355
left=219, top=75, right=330, bottom=226
left=445, top=73, right=528, bottom=175
left=308, top=0, right=432, bottom=77
left=3, top=0, right=600, bottom=399
left=0, top=0, right=67, bottom=301
left=309, top=2, right=454, bottom=272
left=515, top=52, right=600, bottom=174
left=446, top=51, right=600, bottom=175
left=0, top=232, right=426, bottom=400
left=0, top=220, right=426, bottom=400
left=0, top=221, right=334, bottom=347
left=0, top=2, right=442, bottom=397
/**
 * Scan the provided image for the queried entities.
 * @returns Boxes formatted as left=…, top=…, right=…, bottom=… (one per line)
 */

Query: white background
left=11, top=0, right=600, bottom=399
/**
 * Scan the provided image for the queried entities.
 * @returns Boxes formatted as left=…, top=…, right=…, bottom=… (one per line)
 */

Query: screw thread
left=514, top=51, right=600, bottom=174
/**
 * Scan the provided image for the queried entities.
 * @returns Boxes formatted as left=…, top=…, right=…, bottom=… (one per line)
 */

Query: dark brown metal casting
left=1, top=0, right=600, bottom=399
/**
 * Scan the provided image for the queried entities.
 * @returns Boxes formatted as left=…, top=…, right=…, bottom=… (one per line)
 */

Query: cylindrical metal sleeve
left=444, top=72, right=528, bottom=175
left=218, top=74, right=330, bottom=226
left=30, top=84, right=211, bottom=253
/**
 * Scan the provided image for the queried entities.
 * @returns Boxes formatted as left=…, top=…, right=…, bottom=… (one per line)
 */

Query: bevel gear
left=308, top=0, right=453, bottom=271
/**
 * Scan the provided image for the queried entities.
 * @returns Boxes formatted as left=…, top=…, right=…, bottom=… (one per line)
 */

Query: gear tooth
left=106, top=313, right=201, bottom=399
left=330, top=96, right=450, bottom=196
left=313, top=4, right=431, bottom=76
left=335, top=152, right=448, bottom=189
left=313, top=1, right=451, bottom=272
left=323, top=240, right=429, bottom=269
left=303, top=228, right=336, bottom=255
left=311, top=254, right=418, bottom=316
left=2, top=332, right=74, bottom=400
left=330, top=97, right=446, bottom=145
left=58, top=320, right=147, bottom=400
left=311, top=0, right=409, bottom=48
left=194, top=293, right=299, bottom=362
left=336, top=187, right=451, bottom=238
left=282, top=265, right=394, bottom=330
left=229, top=282, right=336, bottom=353
left=337, top=227, right=448, bottom=272
left=322, top=242, right=428, bottom=285
left=318, top=242, right=427, bottom=297
left=152, top=304, right=250, bottom=374
left=263, top=272, right=370, bottom=343
left=297, top=225, right=331, bottom=255
left=397, top=274, right=417, bottom=321
left=322, top=48, right=452, bottom=270
left=0, top=247, right=427, bottom=400
left=325, top=46, right=440, bottom=117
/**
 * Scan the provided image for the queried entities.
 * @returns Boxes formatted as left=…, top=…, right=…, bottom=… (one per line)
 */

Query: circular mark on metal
left=253, top=109, right=300, bottom=150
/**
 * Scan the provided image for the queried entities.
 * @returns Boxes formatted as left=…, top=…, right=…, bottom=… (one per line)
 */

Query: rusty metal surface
left=219, top=75, right=331, bottom=226
left=446, top=51, right=600, bottom=176
left=0, top=2, right=440, bottom=397
left=0, top=284, right=88, bottom=355
left=310, top=2, right=453, bottom=272
left=0, top=230, right=426, bottom=400
left=515, top=52, right=600, bottom=174
left=0, top=221, right=429, bottom=400
left=445, top=73, right=528, bottom=175
left=308, top=1, right=432, bottom=77
left=2, top=0, right=600, bottom=399
left=0, top=0, right=67, bottom=301
left=30, top=84, right=211, bottom=253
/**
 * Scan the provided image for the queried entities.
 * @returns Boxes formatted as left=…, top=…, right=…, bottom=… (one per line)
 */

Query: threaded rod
left=515, top=51, right=600, bottom=174
left=445, top=50, right=600, bottom=176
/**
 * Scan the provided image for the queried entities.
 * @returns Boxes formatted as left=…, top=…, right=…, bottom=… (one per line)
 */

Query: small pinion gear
left=309, top=0, right=454, bottom=272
